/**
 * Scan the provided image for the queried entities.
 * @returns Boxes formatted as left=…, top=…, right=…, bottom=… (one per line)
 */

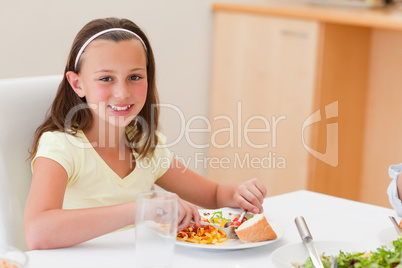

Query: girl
left=24, top=17, right=267, bottom=250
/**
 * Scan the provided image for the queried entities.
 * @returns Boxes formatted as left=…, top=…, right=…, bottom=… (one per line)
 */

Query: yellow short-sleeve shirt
left=32, top=130, right=172, bottom=210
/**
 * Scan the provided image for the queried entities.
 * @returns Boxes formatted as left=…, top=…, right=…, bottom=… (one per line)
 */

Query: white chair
left=0, top=75, right=62, bottom=250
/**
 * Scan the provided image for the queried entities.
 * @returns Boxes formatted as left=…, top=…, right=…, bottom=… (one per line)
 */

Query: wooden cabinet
left=209, top=2, right=402, bottom=207
left=208, top=12, right=319, bottom=196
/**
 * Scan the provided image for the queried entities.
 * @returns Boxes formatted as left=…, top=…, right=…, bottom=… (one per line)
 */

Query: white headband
left=74, top=28, right=147, bottom=70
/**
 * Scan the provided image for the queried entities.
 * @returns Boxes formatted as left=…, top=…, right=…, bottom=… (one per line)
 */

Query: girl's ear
left=66, top=71, right=85, bottom=98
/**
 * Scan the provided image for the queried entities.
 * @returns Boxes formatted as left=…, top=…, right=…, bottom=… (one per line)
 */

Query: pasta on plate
left=177, top=224, right=228, bottom=245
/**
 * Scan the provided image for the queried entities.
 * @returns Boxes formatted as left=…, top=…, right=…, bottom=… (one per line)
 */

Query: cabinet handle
left=281, top=29, right=309, bottom=38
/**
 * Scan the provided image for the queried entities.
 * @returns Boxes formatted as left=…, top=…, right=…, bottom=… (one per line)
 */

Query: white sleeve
left=387, top=164, right=402, bottom=216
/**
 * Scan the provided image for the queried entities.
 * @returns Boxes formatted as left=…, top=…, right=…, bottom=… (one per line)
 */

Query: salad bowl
left=271, top=241, right=373, bottom=268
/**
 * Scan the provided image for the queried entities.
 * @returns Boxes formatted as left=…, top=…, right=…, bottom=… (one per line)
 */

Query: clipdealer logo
left=301, top=101, right=339, bottom=167
left=62, top=100, right=339, bottom=169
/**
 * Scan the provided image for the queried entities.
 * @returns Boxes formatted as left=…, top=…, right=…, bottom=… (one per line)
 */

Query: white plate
left=378, top=226, right=399, bottom=247
left=176, top=208, right=284, bottom=250
left=271, top=241, right=371, bottom=268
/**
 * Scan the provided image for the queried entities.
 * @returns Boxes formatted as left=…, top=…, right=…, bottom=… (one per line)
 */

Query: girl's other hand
left=233, top=178, right=267, bottom=214
left=177, top=197, right=201, bottom=231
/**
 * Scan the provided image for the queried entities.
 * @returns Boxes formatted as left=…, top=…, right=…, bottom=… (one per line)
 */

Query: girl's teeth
left=110, top=105, right=131, bottom=111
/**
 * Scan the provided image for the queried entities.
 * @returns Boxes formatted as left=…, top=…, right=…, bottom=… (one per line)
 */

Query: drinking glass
left=135, top=191, right=178, bottom=268
left=0, top=245, right=28, bottom=268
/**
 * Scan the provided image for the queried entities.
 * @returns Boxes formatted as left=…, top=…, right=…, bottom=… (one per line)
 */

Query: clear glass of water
left=135, top=191, right=178, bottom=268
left=0, top=245, right=28, bottom=268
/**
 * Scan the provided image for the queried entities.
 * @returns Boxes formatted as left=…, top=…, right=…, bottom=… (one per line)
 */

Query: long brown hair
left=30, top=17, right=159, bottom=159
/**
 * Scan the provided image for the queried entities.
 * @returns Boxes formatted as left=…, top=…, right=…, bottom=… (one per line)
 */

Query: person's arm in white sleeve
left=387, top=164, right=402, bottom=216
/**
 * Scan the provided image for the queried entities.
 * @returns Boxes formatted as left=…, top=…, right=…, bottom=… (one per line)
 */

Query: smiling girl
left=24, top=17, right=267, bottom=250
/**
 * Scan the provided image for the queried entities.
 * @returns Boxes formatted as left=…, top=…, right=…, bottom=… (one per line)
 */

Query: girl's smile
left=108, top=104, right=134, bottom=115
left=109, top=104, right=133, bottom=111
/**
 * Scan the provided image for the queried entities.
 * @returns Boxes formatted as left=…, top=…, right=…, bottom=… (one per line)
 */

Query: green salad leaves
left=209, top=211, right=229, bottom=224
left=297, top=237, right=402, bottom=268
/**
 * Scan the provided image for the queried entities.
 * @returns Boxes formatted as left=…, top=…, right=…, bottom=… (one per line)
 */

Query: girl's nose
left=113, top=81, right=131, bottom=99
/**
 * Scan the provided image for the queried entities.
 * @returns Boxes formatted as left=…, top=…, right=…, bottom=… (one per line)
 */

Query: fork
left=389, top=216, right=402, bottom=235
left=237, top=209, right=248, bottom=223
left=331, top=255, right=338, bottom=268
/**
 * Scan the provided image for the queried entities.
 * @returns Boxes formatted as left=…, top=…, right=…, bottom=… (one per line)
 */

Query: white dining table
left=25, top=190, right=398, bottom=268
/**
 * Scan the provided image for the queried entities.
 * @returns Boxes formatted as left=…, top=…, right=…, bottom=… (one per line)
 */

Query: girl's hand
left=233, top=178, right=267, bottom=214
left=177, top=196, right=201, bottom=231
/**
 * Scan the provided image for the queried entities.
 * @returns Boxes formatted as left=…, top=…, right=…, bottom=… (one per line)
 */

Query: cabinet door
left=208, top=12, right=319, bottom=196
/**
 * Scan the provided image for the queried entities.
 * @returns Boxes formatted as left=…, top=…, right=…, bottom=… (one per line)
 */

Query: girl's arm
left=156, top=157, right=267, bottom=228
left=24, top=157, right=136, bottom=250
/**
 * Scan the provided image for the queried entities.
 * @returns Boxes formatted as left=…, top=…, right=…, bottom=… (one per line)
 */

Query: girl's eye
left=130, top=75, right=142, bottom=81
left=100, top=77, right=112, bottom=82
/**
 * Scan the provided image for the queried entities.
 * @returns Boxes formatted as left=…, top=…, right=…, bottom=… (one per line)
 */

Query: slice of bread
left=235, top=214, right=277, bottom=242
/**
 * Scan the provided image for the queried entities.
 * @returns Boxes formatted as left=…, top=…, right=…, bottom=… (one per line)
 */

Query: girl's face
left=69, top=38, right=148, bottom=129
